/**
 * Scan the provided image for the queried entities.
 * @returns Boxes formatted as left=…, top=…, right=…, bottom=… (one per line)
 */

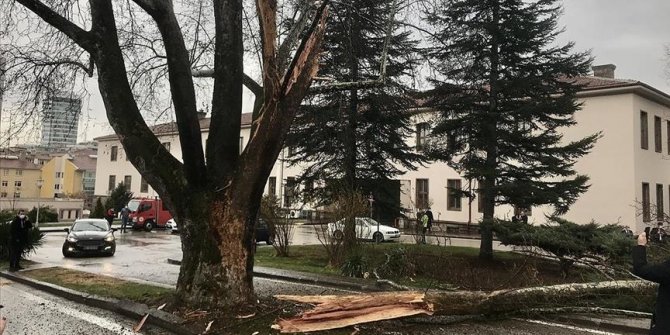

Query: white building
left=41, top=94, right=82, bottom=148
left=94, top=65, right=670, bottom=230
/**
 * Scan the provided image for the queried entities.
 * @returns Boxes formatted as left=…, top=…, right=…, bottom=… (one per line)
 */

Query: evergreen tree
left=103, top=183, right=134, bottom=213
left=91, top=198, right=105, bottom=219
left=425, top=0, right=598, bottom=259
left=285, top=0, right=425, bottom=214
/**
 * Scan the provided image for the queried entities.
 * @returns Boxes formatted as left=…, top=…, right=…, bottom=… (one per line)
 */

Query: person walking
left=120, top=206, right=130, bottom=233
left=425, top=208, right=434, bottom=231
left=632, top=231, right=670, bottom=334
left=9, top=210, right=33, bottom=271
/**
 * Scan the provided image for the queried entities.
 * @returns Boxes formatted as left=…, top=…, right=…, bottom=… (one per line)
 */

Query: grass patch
left=255, top=243, right=625, bottom=291
left=21, top=267, right=173, bottom=306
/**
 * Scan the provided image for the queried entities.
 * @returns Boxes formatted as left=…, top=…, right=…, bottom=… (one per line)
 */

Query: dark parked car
left=255, top=218, right=275, bottom=245
left=62, top=219, right=116, bottom=257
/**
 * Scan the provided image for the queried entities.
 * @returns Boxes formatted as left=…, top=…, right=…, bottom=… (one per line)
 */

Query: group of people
left=418, top=208, right=434, bottom=244
left=104, top=207, right=131, bottom=233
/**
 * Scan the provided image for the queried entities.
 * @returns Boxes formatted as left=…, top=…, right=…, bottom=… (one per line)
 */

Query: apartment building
left=93, top=65, right=670, bottom=229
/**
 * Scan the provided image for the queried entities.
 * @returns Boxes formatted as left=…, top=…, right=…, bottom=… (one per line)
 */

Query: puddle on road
left=116, top=239, right=151, bottom=247
left=77, top=263, right=103, bottom=267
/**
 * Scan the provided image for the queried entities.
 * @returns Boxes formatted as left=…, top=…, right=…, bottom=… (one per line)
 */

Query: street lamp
left=36, top=178, right=43, bottom=227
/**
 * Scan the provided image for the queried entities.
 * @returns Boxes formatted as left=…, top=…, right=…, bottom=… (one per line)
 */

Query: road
left=0, top=278, right=169, bottom=334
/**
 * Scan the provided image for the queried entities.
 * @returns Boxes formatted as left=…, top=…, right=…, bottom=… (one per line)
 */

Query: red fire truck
left=127, top=198, right=172, bottom=231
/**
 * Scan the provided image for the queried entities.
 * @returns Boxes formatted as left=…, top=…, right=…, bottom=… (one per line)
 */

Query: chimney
left=197, top=109, right=207, bottom=119
left=592, top=64, right=616, bottom=79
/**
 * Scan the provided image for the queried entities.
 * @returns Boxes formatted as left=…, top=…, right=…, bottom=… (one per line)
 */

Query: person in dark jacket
left=9, top=210, right=33, bottom=271
left=632, top=231, right=670, bottom=334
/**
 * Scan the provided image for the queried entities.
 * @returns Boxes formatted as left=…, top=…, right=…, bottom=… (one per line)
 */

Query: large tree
left=425, top=0, right=598, bottom=259
left=1, top=0, right=328, bottom=308
left=284, top=0, right=424, bottom=216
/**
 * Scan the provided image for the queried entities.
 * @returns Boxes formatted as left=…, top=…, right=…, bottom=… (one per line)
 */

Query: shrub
left=260, top=194, right=294, bottom=257
left=376, top=247, right=416, bottom=279
left=493, top=216, right=634, bottom=277
left=0, top=223, right=45, bottom=260
left=28, top=206, right=59, bottom=223
left=341, top=252, right=370, bottom=278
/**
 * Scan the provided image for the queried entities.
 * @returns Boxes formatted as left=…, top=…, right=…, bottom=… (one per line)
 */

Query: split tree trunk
left=273, top=280, right=656, bottom=333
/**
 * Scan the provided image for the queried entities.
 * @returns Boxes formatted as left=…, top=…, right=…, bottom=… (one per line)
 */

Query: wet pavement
left=29, top=228, right=355, bottom=296
left=0, top=279, right=169, bottom=334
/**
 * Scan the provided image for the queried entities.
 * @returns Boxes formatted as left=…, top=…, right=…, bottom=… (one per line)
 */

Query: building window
left=15, top=169, right=22, bottom=176
left=642, top=182, right=650, bottom=222
left=108, top=175, right=116, bottom=191
left=111, top=146, right=118, bottom=161
left=55, top=184, right=60, bottom=190
left=14, top=181, right=21, bottom=188
left=140, top=177, right=149, bottom=193
left=655, top=116, right=662, bottom=153
left=415, top=179, right=429, bottom=209
left=1, top=180, right=6, bottom=187
left=162, top=142, right=171, bottom=152
left=124, top=175, right=132, bottom=189
left=2, top=169, right=8, bottom=176
left=416, top=122, right=430, bottom=151
left=447, top=179, right=462, bottom=211
left=640, top=111, right=648, bottom=150
left=56, top=172, right=64, bottom=178
left=14, top=192, right=20, bottom=198
left=268, top=177, right=277, bottom=196
left=0, top=192, right=6, bottom=198
left=657, top=184, right=665, bottom=222
left=284, top=177, right=297, bottom=207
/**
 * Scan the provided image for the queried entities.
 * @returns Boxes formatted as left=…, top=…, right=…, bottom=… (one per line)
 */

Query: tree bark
left=480, top=2, right=501, bottom=260
left=15, top=0, right=328, bottom=309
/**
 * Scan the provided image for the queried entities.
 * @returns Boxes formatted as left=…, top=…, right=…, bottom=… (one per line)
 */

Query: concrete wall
left=0, top=197, right=84, bottom=220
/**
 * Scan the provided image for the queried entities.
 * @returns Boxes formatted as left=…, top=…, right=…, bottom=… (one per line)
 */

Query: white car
left=167, top=218, right=178, bottom=234
left=327, top=217, right=401, bottom=243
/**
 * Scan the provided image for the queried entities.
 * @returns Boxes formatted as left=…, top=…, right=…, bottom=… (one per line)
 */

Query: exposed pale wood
left=273, top=293, right=433, bottom=333
left=273, top=280, right=655, bottom=333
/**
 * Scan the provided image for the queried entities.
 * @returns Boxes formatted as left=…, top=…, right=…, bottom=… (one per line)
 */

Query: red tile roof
left=95, top=113, right=253, bottom=142
left=0, top=158, right=42, bottom=170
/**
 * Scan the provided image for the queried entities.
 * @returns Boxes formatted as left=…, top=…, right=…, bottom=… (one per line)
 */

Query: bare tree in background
left=0, top=0, right=329, bottom=308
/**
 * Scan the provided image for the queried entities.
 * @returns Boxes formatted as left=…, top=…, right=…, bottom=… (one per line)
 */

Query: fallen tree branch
left=272, top=280, right=656, bottom=333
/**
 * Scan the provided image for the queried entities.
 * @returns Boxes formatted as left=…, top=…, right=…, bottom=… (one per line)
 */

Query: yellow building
left=0, top=157, right=42, bottom=200
left=40, top=151, right=97, bottom=199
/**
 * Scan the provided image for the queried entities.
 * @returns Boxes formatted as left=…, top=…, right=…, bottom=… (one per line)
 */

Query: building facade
left=41, top=94, right=82, bottom=148
left=93, top=67, right=670, bottom=230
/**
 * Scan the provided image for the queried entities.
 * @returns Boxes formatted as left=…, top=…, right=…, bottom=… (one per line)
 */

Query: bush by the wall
left=28, top=206, right=59, bottom=223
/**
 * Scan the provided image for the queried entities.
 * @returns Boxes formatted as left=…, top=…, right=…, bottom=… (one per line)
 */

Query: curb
left=551, top=314, right=649, bottom=334
left=167, top=258, right=382, bottom=292
left=0, top=271, right=196, bottom=335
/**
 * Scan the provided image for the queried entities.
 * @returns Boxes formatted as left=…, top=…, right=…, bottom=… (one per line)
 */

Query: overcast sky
left=558, top=0, right=670, bottom=92
left=3, top=0, right=670, bottom=144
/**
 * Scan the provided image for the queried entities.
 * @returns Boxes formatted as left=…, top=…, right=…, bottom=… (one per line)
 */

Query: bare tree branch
left=132, top=0, right=207, bottom=187
left=15, top=0, right=94, bottom=51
